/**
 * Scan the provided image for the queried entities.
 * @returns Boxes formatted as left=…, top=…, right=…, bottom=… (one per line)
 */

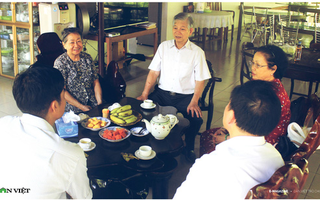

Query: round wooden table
left=66, top=97, right=190, bottom=199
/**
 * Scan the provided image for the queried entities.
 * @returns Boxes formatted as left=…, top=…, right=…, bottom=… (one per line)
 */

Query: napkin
left=62, top=111, right=80, bottom=123
left=108, top=102, right=121, bottom=111
left=287, top=122, right=308, bottom=148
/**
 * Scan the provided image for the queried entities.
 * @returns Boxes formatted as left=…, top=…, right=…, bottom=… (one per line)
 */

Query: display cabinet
left=0, top=2, right=39, bottom=78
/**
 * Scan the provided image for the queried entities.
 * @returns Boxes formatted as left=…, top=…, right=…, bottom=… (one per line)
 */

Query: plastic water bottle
left=294, top=41, right=302, bottom=62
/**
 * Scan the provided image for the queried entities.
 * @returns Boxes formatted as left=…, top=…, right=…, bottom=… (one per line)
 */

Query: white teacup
left=166, top=114, right=178, bottom=126
left=143, top=99, right=153, bottom=108
left=79, top=138, right=91, bottom=149
left=139, top=145, right=152, bottom=157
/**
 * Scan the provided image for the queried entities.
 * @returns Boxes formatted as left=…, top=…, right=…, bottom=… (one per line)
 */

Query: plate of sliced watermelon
left=99, top=126, right=131, bottom=142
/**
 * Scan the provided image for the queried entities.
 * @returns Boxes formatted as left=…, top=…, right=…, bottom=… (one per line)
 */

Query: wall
left=161, top=2, right=187, bottom=42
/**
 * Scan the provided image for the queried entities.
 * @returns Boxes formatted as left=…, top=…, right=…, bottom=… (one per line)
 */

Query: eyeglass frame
left=248, top=60, right=270, bottom=69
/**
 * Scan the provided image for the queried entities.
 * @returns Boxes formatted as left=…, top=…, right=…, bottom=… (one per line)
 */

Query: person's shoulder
left=81, top=51, right=92, bottom=58
left=0, top=115, right=17, bottom=125
left=54, top=139, right=85, bottom=161
left=188, top=41, right=204, bottom=53
left=160, top=40, right=175, bottom=48
left=54, top=52, right=68, bottom=65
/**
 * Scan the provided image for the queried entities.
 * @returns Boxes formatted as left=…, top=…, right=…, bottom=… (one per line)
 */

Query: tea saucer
left=135, top=150, right=156, bottom=160
left=140, top=103, right=156, bottom=109
left=78, top=142, right=96, bottom=152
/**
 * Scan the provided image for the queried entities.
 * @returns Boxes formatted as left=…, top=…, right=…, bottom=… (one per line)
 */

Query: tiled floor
left=0, top=33, right=319, bottom=199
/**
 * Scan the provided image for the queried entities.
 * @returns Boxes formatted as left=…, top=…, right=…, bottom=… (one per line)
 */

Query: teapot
left=142, top=114, right=178, bottom=140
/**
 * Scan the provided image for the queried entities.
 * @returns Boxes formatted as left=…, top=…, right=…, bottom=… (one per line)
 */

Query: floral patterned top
left=54, top=52, right=99, bottom=113
left=265, top=78, right=291, bottom=144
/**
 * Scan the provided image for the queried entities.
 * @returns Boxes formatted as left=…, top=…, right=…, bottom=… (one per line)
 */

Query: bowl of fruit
left=99, top=126, right=131, bottom=142
left=81, top=117, right=111, bottom=131
left=110, top=105, right=142, bottom=126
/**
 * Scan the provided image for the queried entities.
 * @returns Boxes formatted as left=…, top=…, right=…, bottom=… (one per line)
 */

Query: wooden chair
left=220, top=5, right=235, bottom=41
left=240, top=42, right=257, bottom=85
left=290, top=109, right=320, bottom=163
left=208, top=2, right=235, bottom=41
left=246, top=158, right=309, bottom=199
left=240, top=5, right=257, bottom=42
left=199, top=60, right=222, bottom=130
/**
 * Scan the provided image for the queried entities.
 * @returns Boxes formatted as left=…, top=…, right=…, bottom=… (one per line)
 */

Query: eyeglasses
left=248, top=61, right=269, bottom=69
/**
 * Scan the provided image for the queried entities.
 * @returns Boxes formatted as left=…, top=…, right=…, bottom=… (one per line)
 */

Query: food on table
left=86, top=117, right=107, bottom=129
left=121, top=152, right=139, bottom=162
left=102, top=108, right=109, bottom=118
left=110, top=115, right=126, bottom=125
left=102, top=127, right=128, bottom=140
left=110, top=105, right=138, bottom=125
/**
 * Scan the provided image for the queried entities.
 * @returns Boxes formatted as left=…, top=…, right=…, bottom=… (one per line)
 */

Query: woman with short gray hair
left=54, top=27, right=102, bottom=113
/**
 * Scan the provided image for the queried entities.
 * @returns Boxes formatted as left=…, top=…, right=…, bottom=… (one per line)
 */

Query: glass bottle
left=294, top=41, right=302, bottom=62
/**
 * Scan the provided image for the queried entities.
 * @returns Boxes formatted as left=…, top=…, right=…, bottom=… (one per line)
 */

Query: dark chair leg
left=315, top=82, right=319, bottom=93
left=308, top=81, right=314, bottom=97
left=206, top=105, right=213, bottom=131
left=290, top=79, right=295, bottom=100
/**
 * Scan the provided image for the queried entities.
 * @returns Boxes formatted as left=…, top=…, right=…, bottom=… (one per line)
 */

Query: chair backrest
left=290, top=109, right=320, bottom=163
left=280, top=13, right=302, bottom=45
left=242, top=5, right=256, bottom=28
left=199, top=60, right=222, bottom=130
left=246, top=158, right=309, bottom=199
left=240, top=42, right=257, bottom=85
left=314, top=13, right=320, bottom=44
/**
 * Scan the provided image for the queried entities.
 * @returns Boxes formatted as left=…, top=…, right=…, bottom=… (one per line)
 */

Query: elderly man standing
left=137, top=12, right=211, bottom=163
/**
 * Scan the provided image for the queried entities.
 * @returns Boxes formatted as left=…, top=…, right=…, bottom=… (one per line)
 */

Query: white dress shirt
left=0, top=114, right=92, bottom=199
left=149, top=39, right=211, bottom=94
left=173, top=136, right=284, bottom=199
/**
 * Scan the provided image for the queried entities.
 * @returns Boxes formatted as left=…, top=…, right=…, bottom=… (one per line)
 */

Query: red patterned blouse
left=265, top=79, right=291, bottom=145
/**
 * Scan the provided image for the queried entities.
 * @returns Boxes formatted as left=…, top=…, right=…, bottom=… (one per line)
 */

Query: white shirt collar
left=20, top=113, right=55, bottom=133
left=170, top=39, right=192, bottom=50
left=216, top=136, right=267, bottom=150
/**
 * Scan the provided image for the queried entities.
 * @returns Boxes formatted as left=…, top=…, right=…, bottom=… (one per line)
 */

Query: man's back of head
left=12, top=67, right=64, bottom=118
left=229, top=80, right=281, bottom=136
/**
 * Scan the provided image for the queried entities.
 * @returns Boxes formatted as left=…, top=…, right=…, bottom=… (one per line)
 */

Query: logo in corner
left=0, top=188, right=6, bottom=193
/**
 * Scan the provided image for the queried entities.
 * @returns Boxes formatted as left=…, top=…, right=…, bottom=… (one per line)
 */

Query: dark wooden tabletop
left=68, top=97, right=190, bottom=169
left=284, top=48, right=320, bottom=82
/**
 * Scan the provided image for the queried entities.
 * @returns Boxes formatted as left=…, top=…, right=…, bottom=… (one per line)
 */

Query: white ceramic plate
left=81, top=117, right=111, bottom=131
left=135, top=150, right=156, bottom=160
left=130, top=127, right=149, bottom=137
left=78, top=142, right=96, bottom=152
left=140, top=103, right=156, bottom=109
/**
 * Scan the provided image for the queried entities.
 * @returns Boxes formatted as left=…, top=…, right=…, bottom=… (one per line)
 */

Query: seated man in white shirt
left=0, top=67, right=92, bottom=199
left=137, top=12, right=211, bottom=163
left=173, top=80, right=285, bottom=199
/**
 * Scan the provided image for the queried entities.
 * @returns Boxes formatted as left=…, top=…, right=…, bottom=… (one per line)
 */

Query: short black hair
left=61, top=27, right=82, bottom=43
left=12, top=67, right=64, bottom=118
left=256, top=45, right=288, bottom=79
left=229, top=80, right=281, bottom=136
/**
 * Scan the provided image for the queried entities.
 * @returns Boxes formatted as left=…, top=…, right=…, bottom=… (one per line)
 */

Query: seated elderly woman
left=200, top=45, right=291, bottom=156
left=31, top=32, right=65, bottom=68
left=54, top=27, right=102, bottom=113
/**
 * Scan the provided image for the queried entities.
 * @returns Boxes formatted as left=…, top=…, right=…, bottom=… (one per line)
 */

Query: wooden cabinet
left=0, top=2, right=40, bottom=78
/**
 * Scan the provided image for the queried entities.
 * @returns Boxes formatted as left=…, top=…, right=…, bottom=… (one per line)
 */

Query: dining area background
left=0, top=29, right=319, bottom=199
left=1, top=2, right=320, bottom=199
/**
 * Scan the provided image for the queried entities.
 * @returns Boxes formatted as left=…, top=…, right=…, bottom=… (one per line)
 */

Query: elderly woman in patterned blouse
left=54, top=27, right=102, bottom=113
left=200, top=45, right=291, bottom=156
